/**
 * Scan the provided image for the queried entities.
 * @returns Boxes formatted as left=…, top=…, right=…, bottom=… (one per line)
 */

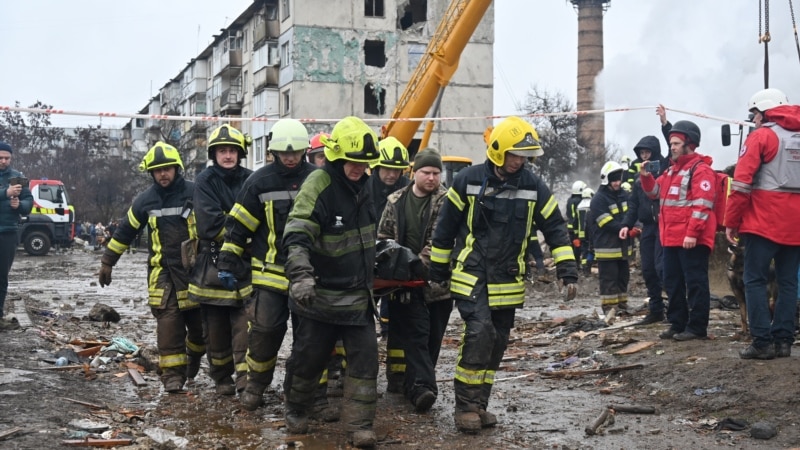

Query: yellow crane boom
left=381, top=0, right=492, bottom=150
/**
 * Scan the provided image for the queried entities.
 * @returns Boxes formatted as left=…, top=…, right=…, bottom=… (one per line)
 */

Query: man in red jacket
left=726, top=88, right=800, bottom=360
left=640, top=120, right=717, bottom=341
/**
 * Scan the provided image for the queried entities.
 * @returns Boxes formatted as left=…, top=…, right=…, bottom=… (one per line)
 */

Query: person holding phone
left=620, top=136, right=669, bottom=325
left=0, top=141, right=33, bottom=331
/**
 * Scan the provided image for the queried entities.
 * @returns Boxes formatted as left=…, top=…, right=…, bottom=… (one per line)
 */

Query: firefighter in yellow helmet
left=429, top=116, right=578, bottom=433
left=366, top=135, right=411, bottom=374
left=99, top=142, right=204, bottom=393
left=187, top=124, right=254, bottom=396
left=214, top=118, right=321, bottom=411
left=282, top=116, right=381, bottom=447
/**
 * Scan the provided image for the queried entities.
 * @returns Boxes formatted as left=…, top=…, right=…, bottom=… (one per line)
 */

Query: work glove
left=428, top=261, right=451, bottom=284
left=562, top=278, right=578, bottom=301
left=290, top=278, right=316, bottom=308
left=427, top=279, right=451, bottom=298
left=98, top=263, right=113, bottom=287
left=572, top=238, right=581, bottom=248
left=629, top=227, right=642, bottom=239
left=218, top=270, right=238, bottom=291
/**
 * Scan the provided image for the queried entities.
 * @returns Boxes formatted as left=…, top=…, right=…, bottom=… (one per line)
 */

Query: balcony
left=253, top=66, right=279, bottom=91
left=181, top=78, right=208, bottom=100
left=219, top=87, right=243, bottom=114
left=215, top=49, right=242, bottom=77
left=254, top=19, right=280, bottom=45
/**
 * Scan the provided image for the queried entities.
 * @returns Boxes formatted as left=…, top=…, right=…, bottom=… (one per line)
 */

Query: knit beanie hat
left=413, top=148, right=443, bottom=171
left=669, top=132, right=698, bottom=151
left=0, top=141, right=12, bottom=153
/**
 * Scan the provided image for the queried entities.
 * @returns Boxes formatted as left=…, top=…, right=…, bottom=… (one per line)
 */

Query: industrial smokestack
left=571, top=0, right=610, bottom=161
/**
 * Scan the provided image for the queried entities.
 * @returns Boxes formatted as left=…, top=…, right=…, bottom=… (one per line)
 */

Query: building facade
left=125, top=0, right=494, bottom=172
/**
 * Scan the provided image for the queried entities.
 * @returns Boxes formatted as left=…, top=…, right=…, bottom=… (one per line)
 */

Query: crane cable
left=759, top=0, right=771, bottom=88
left=790, top=0, right=800, bottom=67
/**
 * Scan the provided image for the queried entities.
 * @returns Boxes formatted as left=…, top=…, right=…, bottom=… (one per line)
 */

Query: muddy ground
left=2, top=242, right=800, bottom=450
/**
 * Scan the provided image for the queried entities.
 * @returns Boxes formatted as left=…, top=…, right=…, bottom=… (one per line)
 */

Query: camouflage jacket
left=378, top=183, right=449, bottom=302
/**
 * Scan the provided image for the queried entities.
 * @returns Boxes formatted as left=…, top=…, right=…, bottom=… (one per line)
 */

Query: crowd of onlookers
left=76, top=220, right=140, bottom=251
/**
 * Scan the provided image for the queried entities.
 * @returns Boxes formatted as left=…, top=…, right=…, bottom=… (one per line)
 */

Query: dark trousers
left=0, top=231, right=18, bottom=318
left=597, top=259, right=630, bottom=311
left=378, top=295, right=389, bottom=336
left=245, top=288, right=296, bottom=393
left=453, top=295, right=515, bottom=413
left=662, top=245, right=710, bottom=336
left=201, top=303, right=249, bottom=388
left=640, top=224, right=664, bottom=314
left=386, top=290, right=453, bottom=401
left=743, top=233, right=800, bottom=348
left=285, top=316, right=378, bottom=432
left=151, top=295, right=205, bottom=384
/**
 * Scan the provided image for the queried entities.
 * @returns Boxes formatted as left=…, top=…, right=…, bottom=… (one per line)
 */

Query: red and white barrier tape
left=0, top=104, right=754, bottom=127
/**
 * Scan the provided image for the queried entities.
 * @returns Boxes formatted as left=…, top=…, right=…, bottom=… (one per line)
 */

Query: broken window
left=282, top=89, right=291, bottom=115
left=365, top=0, right=384, bottom=17
left=364, top=83, right=386, bottom=115
left=400, top=0, right=427, bottom=30
left=364, top=40, right=385, bottom=68
left=281, top=0, right=290, bottom=21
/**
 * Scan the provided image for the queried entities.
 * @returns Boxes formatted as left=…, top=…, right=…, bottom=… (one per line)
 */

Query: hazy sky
left=2, top=0, right=799, bottom=169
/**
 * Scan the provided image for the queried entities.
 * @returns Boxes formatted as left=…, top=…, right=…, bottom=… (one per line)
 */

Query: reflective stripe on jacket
left=726, top=105, right=800, bottom=245
left=640, top=152, right=716, bottom=250
left=589, top=185, right=632, bottom=260
left=431, top=160, right=577, bottom=308
left=188, top=164, right=253, bottom=305
left=283, top=165, right=377, bottom=325
left=217, top=161, right=316, bottom=294
left=104, top=175, right=197, bottom=309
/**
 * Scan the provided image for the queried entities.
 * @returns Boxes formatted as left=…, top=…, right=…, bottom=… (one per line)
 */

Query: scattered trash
left=55, top=348, right=82, bottom=364
left=694, top=386, right=723, bottom=396
left=144, top=427, right=188, bottom=448
left=545, top=355, right=580, bottom=371
left=87, top=303, right=121, bottom=323
left=608, top=404, right=656, bottom=414
left=0, top=427, right=22, bottom=441
left=585, top=407, right=615, bottom=435
left=751, top=421, right=777, bottom=440
left=67, top=419, right=110, bottom=433
left=716, top=418, right=748, bottom=431
left=55, top=357, right=69, bottom=367
left=101, top=337, right=139, bottom=355
left=615, top=341, right=657, bottom=355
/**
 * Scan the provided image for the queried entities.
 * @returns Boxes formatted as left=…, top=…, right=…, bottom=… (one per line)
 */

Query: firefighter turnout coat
left=104, top=175, right=196, bottom=310
left=430, top=161, right=578, bottom=308
left=189, top=164, right=253, bottom=304
left=217, top=161, right=316, bottom=294
left=589, top=185, right=632, bottom=261
left=283, top=163, right=377, bottom=325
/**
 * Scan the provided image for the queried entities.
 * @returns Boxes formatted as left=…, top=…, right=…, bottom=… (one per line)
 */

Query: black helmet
left=670, top=120, right=701, bottom=146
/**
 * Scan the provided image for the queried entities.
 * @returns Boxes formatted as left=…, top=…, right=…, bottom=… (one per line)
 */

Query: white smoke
left=495, top=0, right=800, bottom=171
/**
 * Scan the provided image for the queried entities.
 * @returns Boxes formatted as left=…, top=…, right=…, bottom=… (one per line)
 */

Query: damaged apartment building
left=124, top=0, right=494, bottom=173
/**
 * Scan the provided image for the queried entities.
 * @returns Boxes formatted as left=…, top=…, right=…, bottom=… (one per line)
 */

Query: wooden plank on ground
left=615, top=341, right=657, bottom=355
left=61, top=397, right=104, bottom=409
left=128, top=368, right=148, bottom=387
left=0, top=427, right=22, bottom=440
left=75, top=346, right=103, bottom=358
left=61, top=438, right=133, bottom=447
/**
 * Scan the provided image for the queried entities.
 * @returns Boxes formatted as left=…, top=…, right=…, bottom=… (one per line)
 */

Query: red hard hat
left=308, top=132, right=329, bottom=155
